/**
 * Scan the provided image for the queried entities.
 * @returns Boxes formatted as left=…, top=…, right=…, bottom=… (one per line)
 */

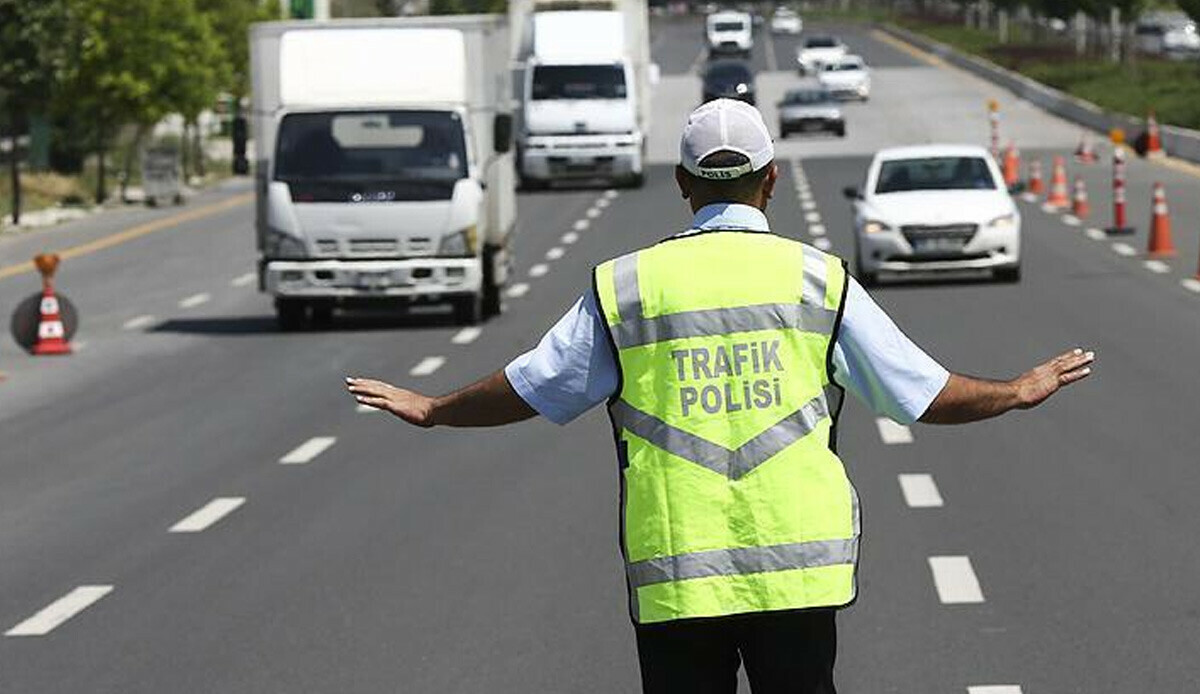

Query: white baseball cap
left=679, top=99, right=775, bottom=180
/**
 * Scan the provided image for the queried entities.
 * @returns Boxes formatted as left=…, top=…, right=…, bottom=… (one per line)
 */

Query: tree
left=0, top=0, right=68, bottom=224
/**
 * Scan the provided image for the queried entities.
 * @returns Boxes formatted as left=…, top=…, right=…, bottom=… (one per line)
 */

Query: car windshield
left=274, top=110, right=467, bottom=185
left=714, top=20, right=746, bottom=31
left=783, top=89, right=832, bottom=104
left=532, top=64, right=627, bottom=100
left=875, top=157, right=997, bottom=193
left=805, top=37, right=838, bottom=47
left=826, top=60, right=862, bottom=71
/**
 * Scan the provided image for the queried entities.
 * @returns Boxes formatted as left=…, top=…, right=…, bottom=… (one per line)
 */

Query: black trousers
left=634, top=608, right=838, bottom=694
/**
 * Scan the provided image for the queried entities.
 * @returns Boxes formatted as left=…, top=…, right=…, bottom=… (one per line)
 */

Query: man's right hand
left=1013, top=348, right=1095, bottom=410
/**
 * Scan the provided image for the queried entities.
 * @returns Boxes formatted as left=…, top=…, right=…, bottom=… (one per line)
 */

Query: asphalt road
left=2, top=18, right=1199, bottom=694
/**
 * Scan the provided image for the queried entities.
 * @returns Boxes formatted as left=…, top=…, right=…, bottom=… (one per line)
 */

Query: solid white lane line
left=451, top=327, right=482, bottom=345
left=6, top=586, right=114, bottom=637
left=1182, top=278, right=1200, bottom=293
left=875, top=418, right=914, bottom=444
left=1112, top=243, right=1137, bottom=257
left=410, top=356, right=446, bottom=377
left=169, top=497, right=245, bottom=533
left=231, top=272, right=256, bottom=287
left=573, top=219, right=590, bottom=231
left=1085, top=227, right=1106, bottom=240
left=809, top=224, right=826, bottom=236
left=561, top=231, right=579, bottom=245
left=1062, top=215, right=1081, bottom=226
left=529, top=263, right=549, bottom=278
left=123, top=314, right=156, bottom=330
left=813, top=237, right=833, bottom=251
left=968, top=687, right=1022, bottom=694
left=546, top=246, right=565, bottom=260
left=1143, top=260, right=1170, bottom=274
left=178, top=293, right=211, bottom=309
left=586, top=207, right=601, bottom=219
left=928, top=556, right=985, bottom=604
left=898, top=474, right=944, bottom=508
left=280, top=436, right=337, bottom=465
left=507, top=282, right=530, bottom=298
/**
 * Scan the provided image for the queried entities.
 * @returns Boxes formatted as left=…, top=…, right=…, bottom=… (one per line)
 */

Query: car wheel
left=519, top=175, right=546, bottom=192
left=625, top=172, right=645, bottom=189
left=995, top=265, right=1021, bottom=283
left=275, top=299, right=307, bottom=331
left=779, top=127, right=788, bottom=139
left=834, top=124, right=846, bottom=137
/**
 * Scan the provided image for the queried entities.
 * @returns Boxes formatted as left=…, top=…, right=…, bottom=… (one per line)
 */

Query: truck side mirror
left=493, top=113, right=513, bottom=154
left=842, top=186, right=861, bottom=200
left=232, top=116, right=249, bottom=175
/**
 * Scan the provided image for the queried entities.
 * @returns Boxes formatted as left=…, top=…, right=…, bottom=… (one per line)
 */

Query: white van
left=707, top=11, right=753, bottom=58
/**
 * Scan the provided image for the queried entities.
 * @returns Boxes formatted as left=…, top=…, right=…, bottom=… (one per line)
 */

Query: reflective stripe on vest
left=595, top=231, right=858, bottom=624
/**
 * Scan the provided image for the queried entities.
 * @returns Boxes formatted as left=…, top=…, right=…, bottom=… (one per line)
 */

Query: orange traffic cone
left=1074, top=132, right=1098, bottom=163
left=32, top=254, right=72, bottom=356
left=1143, top=111, right=1165, bottom=158
left=1002, top=143, right=1021, bottom=190
left=1027, top=159, right=1044, bottom=196
left=1045, top=156, right=1070, bottom=208
left=1146, top=182, right=1176, bottom=257
left=1071, top=176, right=1090, bottom=219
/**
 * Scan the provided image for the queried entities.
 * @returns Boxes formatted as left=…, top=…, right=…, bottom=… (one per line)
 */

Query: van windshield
left=532, top=65, right=627, bottom=100
left=274, top=110, right=467, bottom=200
left=875, top=157, right=997, bottom=193
left=714, top=21, right=745, bottom=31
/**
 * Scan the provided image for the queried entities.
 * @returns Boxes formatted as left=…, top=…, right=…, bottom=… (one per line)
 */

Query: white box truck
left=249, top=16, right=516, bottom=328
left=510, top=0, right=656, bottom=189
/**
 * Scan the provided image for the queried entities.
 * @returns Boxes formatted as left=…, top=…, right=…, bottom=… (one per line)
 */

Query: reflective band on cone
left=1027, top=159, right=1044, bottom=196
left=33, top=284, right=72, bottom=355
left=1071, top=176, right=1090, bottom=219
left=1147, top=182, right=1176, bottom=257
left=1144, top=111, right=1165, bottom=158
left=1106, top=147, right=1136, bottom=236
left=1046, top=156, right=1070, bottom=208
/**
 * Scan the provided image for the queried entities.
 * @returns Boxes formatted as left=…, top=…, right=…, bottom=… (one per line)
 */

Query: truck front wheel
left=453, top=294, right=483, bottom=326
left=482, top=246, right=504, bottom=318
left=275, top=299, right=308, bottom=331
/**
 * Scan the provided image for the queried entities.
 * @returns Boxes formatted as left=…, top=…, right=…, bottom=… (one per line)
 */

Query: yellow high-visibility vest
left=593, top=230, right=858, bottom=624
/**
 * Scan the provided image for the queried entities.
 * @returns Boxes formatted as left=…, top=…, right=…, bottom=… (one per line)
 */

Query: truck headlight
left=439, top=225, right=478, bottom=257
left=987, top=213, right=1016, bottom=229
left=862, top=220, right=889, bottom=234
left=264, top=227, right=308, bottom=259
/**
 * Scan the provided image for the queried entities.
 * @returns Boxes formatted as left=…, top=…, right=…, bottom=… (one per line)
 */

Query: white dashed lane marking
left=1182, top=278, right=1200, bottom=293
left=1112, top=243, right=1137, bottom=257
left=1062, top=215, right=1081, bottom=226
left=809, top=224, right=826, bottom=236
left=875, top=418, right=914, bottom=444
left=451, top=327, right=482, bottom=345
left=928, top=556, right=985, bottom=604
left=1085, top=227, right=1106, bottom=240
left=178, top=293, right=211, bottom=309
left=813, top=238, right=832, bottom=251
left=604, top=189, right=619, bottom=200
left=801, top=200, right=817, bottom=211
left=169, top=497, right=245, bottom=533
left=1143, top=260, right=1170, bottom=274
left=561, top=231, right=579, bottom=245
left=573, top=219, right=590, bottom=231
left=122, top=314, right=156, bottom=330
left=596, top=197, right=610, bottom=209
left=280, top=436, right=337, bottom=465
left=898, top=474, right=944, bottom=508
left=231, top=272, right=256, bottom=287
left=507, top=282, right=530, bottom=298
left=804, top=212, right=821, bottom=224
left=529, top=263, right=549, bottom=278
left=5, top=586, right=114, bottom=637
left=410, top=356, right=446, bottom=377
left=586, top=207, right=601, bottom=219
left=968, top=687, right=1022, bottom=694
left=546, top=247, right=565, bottom=260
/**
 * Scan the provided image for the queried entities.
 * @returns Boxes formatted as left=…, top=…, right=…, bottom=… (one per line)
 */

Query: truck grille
left=349, top=239, right=400, bottom=254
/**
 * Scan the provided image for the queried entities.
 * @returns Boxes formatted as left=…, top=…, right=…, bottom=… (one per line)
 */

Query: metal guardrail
left=880, top=24, right=1200, bottom=165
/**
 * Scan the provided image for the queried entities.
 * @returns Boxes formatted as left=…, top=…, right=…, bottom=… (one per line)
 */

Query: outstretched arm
left=919, top=348, right=1095, bottom=424
left=346, top=370, right=537, bottom=428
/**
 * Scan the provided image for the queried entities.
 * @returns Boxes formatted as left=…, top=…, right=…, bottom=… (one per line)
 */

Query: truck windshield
left=531, top=65, right=627, bottom=100
left=274, top=111, right=468, bottom=195
left=875, top=157, right=997, bottom=193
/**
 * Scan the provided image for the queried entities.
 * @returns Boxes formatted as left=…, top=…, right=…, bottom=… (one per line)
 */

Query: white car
left=707, top=11, right=753, bottom=57
left=845, top=145, right=1021, bottom=285
left=796, top=35, right=846, bottom=75
left=770, top=8, right=803, bottom=35
left=817, top=55, right=870, bottom=100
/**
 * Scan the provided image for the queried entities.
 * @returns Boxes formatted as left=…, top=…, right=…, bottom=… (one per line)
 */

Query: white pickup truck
left=249, top=17, right=516, bottom=328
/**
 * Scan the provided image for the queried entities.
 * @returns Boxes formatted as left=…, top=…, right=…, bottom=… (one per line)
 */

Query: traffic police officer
left=347, top=99, right=1095, bottom=694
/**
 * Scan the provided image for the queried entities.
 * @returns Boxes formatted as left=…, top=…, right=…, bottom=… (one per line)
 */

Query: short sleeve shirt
left=504, top=203, right=949, bottom=425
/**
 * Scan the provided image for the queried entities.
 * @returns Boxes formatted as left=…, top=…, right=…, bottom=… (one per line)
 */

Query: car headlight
left=439, top=225, right=478, bottom=257
left=264, top=227, right=308, bottom=259
left=987, top=213, right=1016, bottom=229
left=862, top=220, right=890, bottom=234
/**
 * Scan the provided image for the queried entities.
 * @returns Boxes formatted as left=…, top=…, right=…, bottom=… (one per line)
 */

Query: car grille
left=901, top=223, right=978, bottom=244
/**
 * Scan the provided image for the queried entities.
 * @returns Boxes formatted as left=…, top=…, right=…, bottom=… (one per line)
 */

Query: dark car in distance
left=702, top=59, right=756, bottom=105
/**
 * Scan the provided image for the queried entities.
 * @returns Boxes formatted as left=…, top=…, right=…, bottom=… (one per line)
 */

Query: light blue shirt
left=505, top=203, right=949, bottom=426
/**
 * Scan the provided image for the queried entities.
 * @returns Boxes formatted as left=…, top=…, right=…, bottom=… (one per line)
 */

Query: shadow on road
left=151, top=311, right=463, bottom=336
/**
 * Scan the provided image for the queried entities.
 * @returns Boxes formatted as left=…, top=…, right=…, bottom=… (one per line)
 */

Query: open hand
left=346, top=377, right=435, bottom=427
left=1014, top=348, right=1095, bottom=409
